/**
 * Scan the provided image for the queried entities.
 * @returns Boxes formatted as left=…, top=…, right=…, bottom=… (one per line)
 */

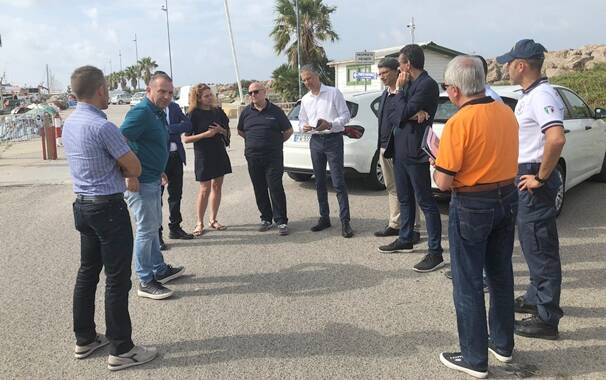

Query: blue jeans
left=394, top=160, right=442, bottom=255
left=125, top=181, right=168, bottom=284
left=449, top=186, right=517, bottom=370
left=310, top=133, right=350, bottom=222
left=517, top=163, right=563, bottom=327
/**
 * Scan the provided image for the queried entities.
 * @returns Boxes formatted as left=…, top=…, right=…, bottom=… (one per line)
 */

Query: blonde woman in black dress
left=182, top=84, right=232, bottom=236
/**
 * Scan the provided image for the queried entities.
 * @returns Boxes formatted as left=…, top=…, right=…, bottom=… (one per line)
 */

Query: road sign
left=355, top=51, right=375, bottom=64
left=352, top=72, right=378, bottom=81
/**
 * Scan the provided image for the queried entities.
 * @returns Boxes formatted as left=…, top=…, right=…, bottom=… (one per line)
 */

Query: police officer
left=497, top=39, right=566, bottom=340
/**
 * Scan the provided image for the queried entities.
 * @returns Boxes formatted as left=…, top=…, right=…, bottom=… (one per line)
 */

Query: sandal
left=209, top=220, right=227, bottom=231
left=192, top=222, right=204, bottom=236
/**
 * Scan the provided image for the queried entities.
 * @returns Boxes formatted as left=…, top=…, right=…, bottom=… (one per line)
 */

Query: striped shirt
left=63, top=102, right=131, bottom=195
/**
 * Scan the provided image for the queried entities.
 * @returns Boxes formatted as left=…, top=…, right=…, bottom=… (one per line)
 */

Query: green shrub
left=551, top=63, right=606, bottom=109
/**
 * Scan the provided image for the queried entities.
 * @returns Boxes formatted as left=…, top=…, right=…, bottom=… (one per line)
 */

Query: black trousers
left=161, top=151, right=184, bottom=231
left=246, top=154, right=288, bottom=225
left=73, top=198, right=134, bottom=356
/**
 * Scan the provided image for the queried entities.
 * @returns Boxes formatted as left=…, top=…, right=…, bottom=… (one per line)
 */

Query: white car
left=284, top=91, right=386, bottom=189
left=431, top=85, right=606, bottom=215
left=283, top=86, right=606, bottom=215
left=129, top=91, right=146, bottom=107
left=110, top=93, right=131, bottom=105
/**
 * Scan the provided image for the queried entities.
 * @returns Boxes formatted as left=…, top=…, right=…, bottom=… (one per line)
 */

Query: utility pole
left=133, top=33, right=140, bottom=89
left=223, top=0, right=244, bottom=104
left=161, top=0, right=174, bottom=80
left=406, top=16, right=416, bottom=44
left=295, top=0, right=302, bottom=99
left=109, top=58, right=112, bottom=74
left=119, top=50, right=123, bottom=71
left=46, top=64, right=51, bottom=95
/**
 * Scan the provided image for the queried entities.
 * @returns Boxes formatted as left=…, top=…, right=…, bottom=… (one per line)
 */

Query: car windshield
left=288, top=101, right=359, bottom=120
left=434, top=96, right=517, bottom=123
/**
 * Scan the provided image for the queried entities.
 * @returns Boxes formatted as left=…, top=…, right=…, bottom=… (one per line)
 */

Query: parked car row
left=283, top=86, right=606, bottom=216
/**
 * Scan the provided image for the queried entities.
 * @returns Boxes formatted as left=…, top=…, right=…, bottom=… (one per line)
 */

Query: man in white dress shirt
left=299, top=64, right=353, bottom=238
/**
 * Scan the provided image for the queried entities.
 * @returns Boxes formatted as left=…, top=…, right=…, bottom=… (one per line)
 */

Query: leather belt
left=453, top=179, right=515, bottom=193
left=76, top=193, right=124, bottom=203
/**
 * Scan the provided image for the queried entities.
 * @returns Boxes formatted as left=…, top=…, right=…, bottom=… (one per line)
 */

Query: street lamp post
left=295, top=0, right=302, bottom=99
left=223, top=0, right=244, bottom=104
left=133, top=33, right=140, bottom=89
left=161, top=0, right=174, bottom=80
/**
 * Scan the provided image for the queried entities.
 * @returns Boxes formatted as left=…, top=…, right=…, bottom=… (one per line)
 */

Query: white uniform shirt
left=298, top=84, right=351, bottom=134
left=165, top=106, right=178, bottom=152
left=514, top=78, right=564, bottom=163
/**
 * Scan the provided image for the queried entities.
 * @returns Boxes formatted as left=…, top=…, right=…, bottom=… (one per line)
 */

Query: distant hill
left=487, top=44, right=606, bottom=109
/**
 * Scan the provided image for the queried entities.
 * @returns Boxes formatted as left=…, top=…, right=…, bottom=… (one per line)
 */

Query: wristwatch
left=534, top=175, right=546, bottom=184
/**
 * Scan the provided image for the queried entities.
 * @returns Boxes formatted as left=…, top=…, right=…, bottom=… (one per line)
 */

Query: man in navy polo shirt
left=237, top=82, right=293, bottom=235
left=121, top=71, right=185, bottom=300
left=497, top=39, right=566, bottom=340
left=63, top=65, right=157, bottom=370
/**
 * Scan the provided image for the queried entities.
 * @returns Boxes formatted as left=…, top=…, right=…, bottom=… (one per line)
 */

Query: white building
left=329, top=41, right=465, bottom=93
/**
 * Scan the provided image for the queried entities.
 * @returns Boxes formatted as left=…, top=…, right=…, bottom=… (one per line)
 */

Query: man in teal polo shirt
left=121, top=71, right=185, bottom=300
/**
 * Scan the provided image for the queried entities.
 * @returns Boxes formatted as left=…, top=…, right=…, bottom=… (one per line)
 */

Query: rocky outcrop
left=487, top=44, right=606, bottom=82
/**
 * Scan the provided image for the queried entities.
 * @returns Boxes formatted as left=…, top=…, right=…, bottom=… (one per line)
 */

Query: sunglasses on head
left=248, top=89, right=261, bottom=95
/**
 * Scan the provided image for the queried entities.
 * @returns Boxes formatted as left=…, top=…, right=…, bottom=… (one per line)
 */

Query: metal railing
left=0, top=114, right=43, bottom=143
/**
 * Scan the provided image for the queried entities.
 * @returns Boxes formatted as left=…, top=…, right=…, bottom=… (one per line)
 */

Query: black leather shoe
left=514, top=315, right=558, bottom=340
left=311, top=218, right=331, bottom=232
left=341, top=221, right=354, bottom=238
left=412, top=230, right=421, bottom=244
left=374, top=226, right=399, bottom=237
left=169, top=226, right=194, bottom=240
left=514, top=295, right=538, bottom=315
left=159, top=233, right=168, bottom=251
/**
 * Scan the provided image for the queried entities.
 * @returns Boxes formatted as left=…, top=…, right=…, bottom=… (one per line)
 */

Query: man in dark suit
left=378, top=44, right=444, bottom=273
left=374, top=57, right=421, bottom=243
left=159, top=99, right=194, bottom=248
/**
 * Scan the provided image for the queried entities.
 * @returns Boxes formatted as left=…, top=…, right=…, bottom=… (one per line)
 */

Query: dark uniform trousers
left=161, top=151, right=184, bottom=230
left=516, top=162, right=564, bottom=327
left=246, top=153, right=288, bottom=225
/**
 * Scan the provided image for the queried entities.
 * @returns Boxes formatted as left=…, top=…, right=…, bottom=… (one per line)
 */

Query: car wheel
left=554, top=163, right=565, bottom=217
left=287, top=172, right=313, bottom=182
left=118, top=100, right=123, bottom=105
left=366, top=150, right=386, bottom=190
left=591, top=152, right=606, bottom=182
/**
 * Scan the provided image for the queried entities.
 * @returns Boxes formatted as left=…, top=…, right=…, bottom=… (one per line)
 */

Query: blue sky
left=0, top=0, right=604, bottom=89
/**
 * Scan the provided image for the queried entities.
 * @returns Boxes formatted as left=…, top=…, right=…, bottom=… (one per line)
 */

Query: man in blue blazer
left=159, top=99, right=194, bottom=248
left=379, top=44, right=444, bottom=273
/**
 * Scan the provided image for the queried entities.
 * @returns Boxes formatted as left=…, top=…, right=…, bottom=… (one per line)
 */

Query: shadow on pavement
left=139, top=322, right=454, bottom=369
left=176, top=262, right=411, bottom=298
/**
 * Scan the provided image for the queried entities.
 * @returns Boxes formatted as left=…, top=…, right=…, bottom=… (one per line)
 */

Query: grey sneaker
left=278, top=224, right=289, bottom=236
left=258, top=220, right=273, bottom=232
left=74, top=334, right=109, bottom=359
left=156, top=264, right=185, bottom=284
left=137, top=280, right=173, bottom=300
left=107, top=345, right=158, bottom=371
left=413, top=254, right=445, bottom=273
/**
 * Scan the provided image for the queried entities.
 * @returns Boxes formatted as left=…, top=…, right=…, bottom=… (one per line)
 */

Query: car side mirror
left=595, top=108, right=606, bottom=119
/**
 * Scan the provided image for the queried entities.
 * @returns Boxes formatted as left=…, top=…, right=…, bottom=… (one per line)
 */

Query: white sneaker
left=74, top=334, right=109, bottom=359
left=107, top=345, right=158, bottom=371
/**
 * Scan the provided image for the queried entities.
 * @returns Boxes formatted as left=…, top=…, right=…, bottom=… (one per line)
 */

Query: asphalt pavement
left=0, top=105, right=605, bottom=379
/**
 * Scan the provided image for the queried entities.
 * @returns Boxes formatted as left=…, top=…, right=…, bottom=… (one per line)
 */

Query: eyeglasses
left=441, top=83, right=453, bottom=91
left=248, top=89, right=261, bottom=95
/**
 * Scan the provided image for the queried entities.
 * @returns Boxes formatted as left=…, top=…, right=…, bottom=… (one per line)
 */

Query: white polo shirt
left=298, top=84, right=351, bottom=134
left=514, top=78, right=565, bottom=163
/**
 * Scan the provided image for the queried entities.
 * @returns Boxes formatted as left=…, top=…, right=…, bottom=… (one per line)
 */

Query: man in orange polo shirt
left=433, top=56, right=519, bottom=378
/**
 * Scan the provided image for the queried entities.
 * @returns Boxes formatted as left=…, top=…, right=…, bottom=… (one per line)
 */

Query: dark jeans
left=517, top=163, right=563, bottom=327
left=310, top=133, right=350, bottom=222
left=160, top=152, right=184, bottom=231
left=246, top=154, right=288, bottom=225
left=73, top=198, right=134, bottom=356
left=449, top=186, right=518, bottom=370
left=393, top=160, right=442, bottom=255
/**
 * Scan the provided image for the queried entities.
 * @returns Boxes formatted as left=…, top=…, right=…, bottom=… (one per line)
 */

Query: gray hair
left=300, top=64, right=319, bottom=76
left=444, top=56, right=485, bottom=96
left=377, top=57, right=399, bottom=71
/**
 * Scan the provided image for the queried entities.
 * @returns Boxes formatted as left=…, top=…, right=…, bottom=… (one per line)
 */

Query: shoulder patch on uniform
left=544, top=105, right=555, bottom=114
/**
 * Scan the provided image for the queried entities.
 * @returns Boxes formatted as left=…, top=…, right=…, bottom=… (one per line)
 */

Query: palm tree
left=271, top=64, right=299, bottom=101
left=124, top=66, right=139, bottom=90
left=117, top=71, right=128, bottom=91
left=270, top=0, right=339, bottom=69
left=138, top=57, right=158, bottom=85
